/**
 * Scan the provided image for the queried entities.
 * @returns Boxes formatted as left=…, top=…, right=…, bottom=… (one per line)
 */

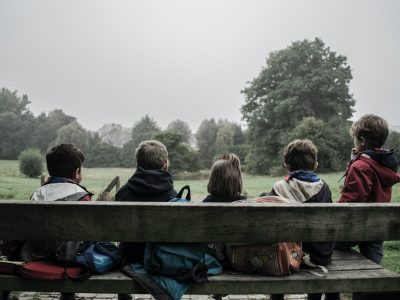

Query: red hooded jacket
left=339, top=153, right=400, bottom=203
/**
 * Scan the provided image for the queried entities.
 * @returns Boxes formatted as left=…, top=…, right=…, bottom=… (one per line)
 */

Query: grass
left=1, top=160, right=399, bottom=272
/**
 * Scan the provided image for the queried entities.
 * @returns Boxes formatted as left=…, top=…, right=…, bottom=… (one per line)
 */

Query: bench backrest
left=0, top=201, right=399, bottom=243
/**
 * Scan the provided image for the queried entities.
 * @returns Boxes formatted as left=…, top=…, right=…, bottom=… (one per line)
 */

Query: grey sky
left=1, top=0, right=399, bottom=131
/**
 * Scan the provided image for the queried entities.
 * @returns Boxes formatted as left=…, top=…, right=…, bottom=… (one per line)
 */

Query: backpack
left=168, top=185, right=191, bottom=202
left=75, top=241, right=121, bottom=274
left=226, top=196, right=328, bottom=277
left=17, top=261, right=85, bottom=280
left=145, top=185, right=212, bottom=283
left=225, top=196, right=303, bottom=276
left=226, top=242, right=303, bottom=276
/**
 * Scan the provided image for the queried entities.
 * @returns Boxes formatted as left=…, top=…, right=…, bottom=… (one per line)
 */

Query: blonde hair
left=136, top=140, right=168, bottom=170
left=208, top=154, right=242, bottom=197
left=350, top=114, right=389, bottom=148
left=283, top=139, right=318, bottom=172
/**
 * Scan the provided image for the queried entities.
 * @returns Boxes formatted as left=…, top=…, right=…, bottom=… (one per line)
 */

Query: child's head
left=136, top=140, right=169, bottom=170
left=46, top=144, right=85, bottom=183
left=207, top=153, right=242, bottom=197
left=283, top=139, right=318, bottom=172
left=350, top=114, right=389, bottom=151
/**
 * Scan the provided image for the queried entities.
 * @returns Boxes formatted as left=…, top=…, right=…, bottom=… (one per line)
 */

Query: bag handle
left=176, top=185, right=191, bottom=200
left=302, top=254, right=328, bottom=277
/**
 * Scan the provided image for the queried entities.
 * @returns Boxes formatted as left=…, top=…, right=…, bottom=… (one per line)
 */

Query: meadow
left=0, top=160, right=399, bottom=272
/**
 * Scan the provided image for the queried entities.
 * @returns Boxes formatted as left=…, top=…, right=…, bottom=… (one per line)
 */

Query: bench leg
left=1, top=291, right=11, bottom=300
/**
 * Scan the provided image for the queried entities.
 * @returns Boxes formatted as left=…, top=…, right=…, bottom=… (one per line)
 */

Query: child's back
left=116, top=140, right=177, bottom=264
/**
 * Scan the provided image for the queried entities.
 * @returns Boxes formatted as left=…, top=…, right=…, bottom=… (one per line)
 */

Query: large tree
left=241, top=38, right=355, bottom=174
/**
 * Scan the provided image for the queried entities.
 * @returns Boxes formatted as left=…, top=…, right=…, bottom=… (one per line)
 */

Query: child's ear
left=161, top=161, right=169, bottom=171
left=74, top=167, right=82, bottom=183
left=314, top=161, right=319, bottom=171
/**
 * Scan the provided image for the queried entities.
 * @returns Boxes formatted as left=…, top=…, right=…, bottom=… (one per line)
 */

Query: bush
left=18, top=148, right=43, bottom=178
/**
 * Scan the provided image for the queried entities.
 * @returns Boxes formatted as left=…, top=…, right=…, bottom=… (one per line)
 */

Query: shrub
left=18, top=148, right=43, bottom=178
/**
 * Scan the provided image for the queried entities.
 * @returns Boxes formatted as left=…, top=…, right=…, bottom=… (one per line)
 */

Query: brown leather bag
left=226, top=196, right=303, bottom=276
left=226, top=242, right=303, bottom=276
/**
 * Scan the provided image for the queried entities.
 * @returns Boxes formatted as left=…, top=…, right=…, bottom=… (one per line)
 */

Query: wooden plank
left=0, top=201, right=399, bottom=242
left=1, top=268, right=399, bottom=294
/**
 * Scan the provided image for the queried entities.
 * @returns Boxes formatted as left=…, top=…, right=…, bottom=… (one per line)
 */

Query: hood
left=273, top=178, right=325, bottom=203
left=363, top=149, right=398, bottom=172
left=126, top=167, right=174, bottom=194
left=358, top=154, right=400, bottom=188
left=31, top=182, right=90, bottom=201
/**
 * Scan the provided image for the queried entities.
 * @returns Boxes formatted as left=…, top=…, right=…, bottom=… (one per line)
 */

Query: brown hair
left=350, top=114, right=389, bottom=148
left=136, top=140, right=168, bottom=170
left=207, top=154, right=242, bottom=197
left=283, top=139, right=318, bottom=172
left=46, top=144, right=85, bottom=179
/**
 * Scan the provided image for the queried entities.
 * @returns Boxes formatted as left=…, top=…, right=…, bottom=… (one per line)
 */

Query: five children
left=3, top=113, right=399, bottom=300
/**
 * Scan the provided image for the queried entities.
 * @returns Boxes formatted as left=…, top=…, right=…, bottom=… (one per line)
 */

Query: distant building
left=391, top=125, right=400, bottom=133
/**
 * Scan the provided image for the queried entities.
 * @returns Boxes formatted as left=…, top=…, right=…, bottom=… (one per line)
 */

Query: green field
left=1, top=160, right=399, bottom=272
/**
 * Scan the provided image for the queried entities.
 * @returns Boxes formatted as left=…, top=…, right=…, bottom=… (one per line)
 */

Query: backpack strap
left=176, top=185, right=191, bottom=200
left=56, top=192, right=90, bottom=202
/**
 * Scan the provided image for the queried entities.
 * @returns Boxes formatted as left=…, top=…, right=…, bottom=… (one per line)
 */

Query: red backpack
left=18, top=261, right=84, bottom=280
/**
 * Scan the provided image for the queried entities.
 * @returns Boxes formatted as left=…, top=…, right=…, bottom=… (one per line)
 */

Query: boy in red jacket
left=336, top=114, right=400, bottom=299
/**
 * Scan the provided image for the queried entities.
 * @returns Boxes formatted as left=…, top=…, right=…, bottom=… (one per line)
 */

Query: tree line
left=1, top=38, right=399, bottom=175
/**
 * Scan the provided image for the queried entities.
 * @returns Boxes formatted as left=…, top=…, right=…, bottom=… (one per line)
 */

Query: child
left=30, top=144, right=92, bottom=202
left=202, top=153, right=245, bottom=274
left=116, top=140, right=177, bottom=300
left=203, top=153, right=246, bottom=203
left=336, top=114, right=400, bottom=264
left=22, top=144, right=93, bottom=300
left=271, top=139, right=338, bottom=300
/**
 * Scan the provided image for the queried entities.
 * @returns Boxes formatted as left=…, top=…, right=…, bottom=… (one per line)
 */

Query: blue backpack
left=75, top=242, right=121, bottom=274
left=144, top=185, right=222, bottom=283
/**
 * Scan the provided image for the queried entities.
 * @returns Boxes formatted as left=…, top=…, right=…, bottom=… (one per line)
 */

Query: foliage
left=156, top=132, right=201, bottom=173
left=50, top=121, right=93, bottom=153
left=0, top=88, right=35, bottom=159
left=18, top=148, right=43, bottom=178
left=166, top=119, right=192, bottom=144
left=288, top=117, right=352, bottom=172
left=31, top=110, right=76, bottom=153
left=385, top=131, right=400, bottom=163
left=85, top=142, right=122, bottom=167
left=131, top=115, right=162, bottom=149
left=241, top=38, right=355, bottom=174
left=196, top=119, right=219, bottom=167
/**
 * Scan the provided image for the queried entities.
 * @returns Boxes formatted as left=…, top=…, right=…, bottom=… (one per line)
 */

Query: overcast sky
left=1, top=0, right=399, bottom=132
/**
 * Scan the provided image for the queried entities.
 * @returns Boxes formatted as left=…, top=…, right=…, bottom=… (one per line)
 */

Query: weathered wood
left=1, top=266, right=399, bottom=294
left=0, top=201, right=399, bottom=242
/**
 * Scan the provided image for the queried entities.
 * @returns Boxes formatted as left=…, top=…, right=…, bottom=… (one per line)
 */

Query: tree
left=31, top=109, right=76, bottom=153
left=289, top=117, right=352, bottom=172
left=385, top=130, right=400, bottom=163
left=131, top=115, right=162, bottom=149
left=0, top=88, right=35, bottom=159
left=51, top=121, right=92, bottom=153
left=18, top=148, right=43, bottom=178
left=165, top=119, right=192, bottom=144
left=85, top=142, right=121, bottom=167
left=156, top=132, right=201, bottom=173
left=195, top=119, right=219, bottom=167
left=241, top=38, right=355, bottom=174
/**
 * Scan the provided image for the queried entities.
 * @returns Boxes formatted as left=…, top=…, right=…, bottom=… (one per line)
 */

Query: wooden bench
left=0, top=200, right=399, bottom=298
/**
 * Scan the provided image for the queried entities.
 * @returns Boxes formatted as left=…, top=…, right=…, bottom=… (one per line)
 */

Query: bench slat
left=1, top=251, right=399, bottom=294
left=0, top=201, right=399, bottom=242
